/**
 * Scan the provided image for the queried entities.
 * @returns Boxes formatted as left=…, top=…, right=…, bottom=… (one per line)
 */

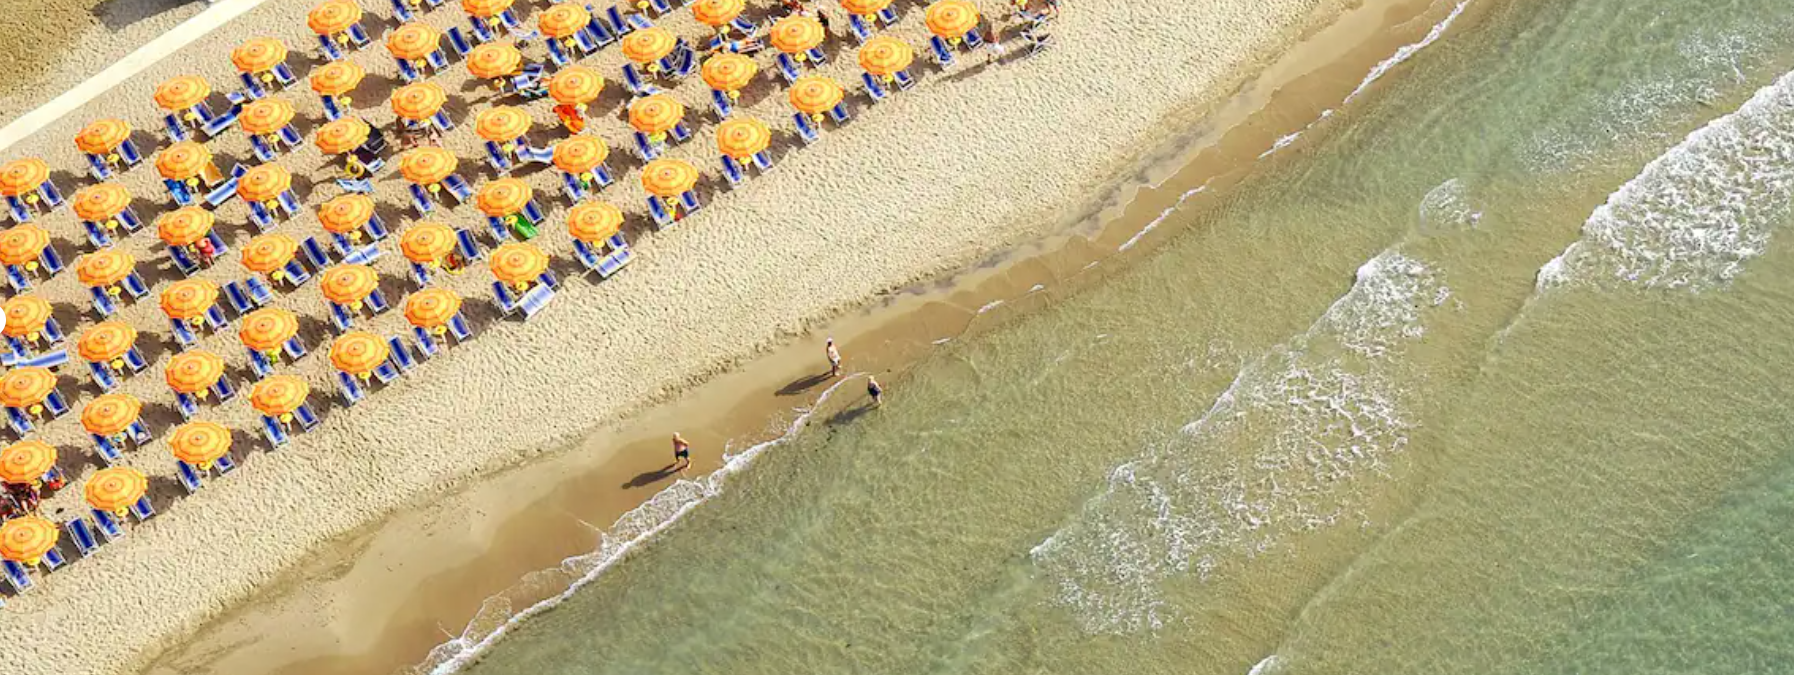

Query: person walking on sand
left=826, top=338, right=842, bottom=378
left=672, top=433, right=692, bottom=472
left=867, top=376, right=884, bottom=406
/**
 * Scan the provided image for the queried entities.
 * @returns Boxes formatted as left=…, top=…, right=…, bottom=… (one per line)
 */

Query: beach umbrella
left=308, top=0, right=363, bottom=35
left=240, top=97, right=297, bottom=135
left=691, top=0, right=744, bottom=28
left=0, top=516, right=59, bottom=565
left=840, top=0, right=893, bottom=16
left=241, top=233, right=298, bottom=275
left=156, top=141, right=211, bottom=182
left=716, top=118, right=771, bottom=160
left=640, top=159, right=699, bottom=198
left=859, top=36, right=914, bottom=76
left=628, top=95, right=685, bottom=135
left=2, top=295, right=51, bottom=339
left=0, top=440, right=55, bottom=485
left=232, top=37, right=289, bottom=74
left=770, top=15, right=826, bottom=55
left=321, top=264, right=380, bottom=306
left=468, top=42, right=523, bottom=80
left=74, top=119, right=131, bottom=156
left=0, top=224, right=50, bottom=266
left=169, top=420, right=231, bottom=469
left=548, top=66, right=603, bottom=107
left=82, top=393, right=142, bottom=438
left=156, top=207, right=214, bottom=247
left=315, top=117, right=371, bottom=155
left=488, top=242, right=548, bottom=285
left=391, top=82, right=447, bottom=121
left=400, top=147, right=458, bottom=185
left=788, top=75, right=844, bottom=115
left=78, top=322, right=138, bottom=366
left=701, top=53, right=757, bottom=93
left=71, top=182, right=131, bottom=224
left=925, top=0, right=979, bottom=39
left=475, top=106, right=532, bottom=143
left=620, top=27, right=676, bottom=65
left=538, top=3, right=590, bottom=38
left=165, top=349, right=226, bottom=395
left=251, top=375, right=310, bottom=418
left=404, top=287, right=463, bottom=329
left=330, top=332, right=389, bottom=376
left=0, top=368, right=57, bottom=411
left=311, top=60, right=365, bottom=98
left=84, top=467, right=147, bottom=514
left=553, top=136, right=608, bottom=175
left=160, top=278, right=219, bottom=321
left=76, top=249, right=135, bottom=288
left=239, top=307, right=299, bottom=353
left=400, top=223, right=456, bottom=264
left=567, top=201, right=623, bottom=243
left=475, top=178, right=532, bottom=218
left=386, top=22, right=440, bottom=61
left=463, top=0, right=514, bottom=18
left=317, top=194, right=377, bottom=235
left=0, top=159, right=49, bottom=198
left=154, top=76, right=210, bottom=112
left=237, top=164, right=292, bottom=204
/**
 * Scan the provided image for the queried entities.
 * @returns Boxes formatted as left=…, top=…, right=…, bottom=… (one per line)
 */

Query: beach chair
left=793, top=113, right=821, bottom=145
left=720, top=155, right=745, bottom=188
left=387, top=335, right=418, bottom=373
left=621, top=63, right=648, bottom=94
left=775, top=53, right=802, bottom=83
left=930, top=36, right=955, bottom=66
left=222, top=281, right=257, bottom=316
left=65, top=518, right=100, bottom=558
left=300, top=237, right=333, bottom=270
left=862, top=73, right=891, bottom=102
left=3, top=559, right=31, bottom=593
left=176, top=461, right=203, bottom=493
left=92, top=509, right=125, bottom=541
left=647, top=195, right=674, bottom=228
left=412, top=326, right=440, bottom=358
left=199, top=106, right=240, bottom=139
left=679, top=190, right=701, bottom=216
left=260, top=414, right=290, bottom=447
left=456, top=228, right=484, bottom=261
left=518, top=283, right=555, bottom=319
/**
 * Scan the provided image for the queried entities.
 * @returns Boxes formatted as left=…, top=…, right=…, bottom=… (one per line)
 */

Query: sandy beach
left=0, top=0, right=1391, bottom=673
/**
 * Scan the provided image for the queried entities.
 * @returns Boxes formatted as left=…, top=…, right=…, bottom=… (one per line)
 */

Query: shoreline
left=123, top=1, right=1483, bottom=674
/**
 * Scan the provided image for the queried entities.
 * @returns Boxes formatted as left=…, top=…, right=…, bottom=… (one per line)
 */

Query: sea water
left=437, top=0, right=1794, bottom=672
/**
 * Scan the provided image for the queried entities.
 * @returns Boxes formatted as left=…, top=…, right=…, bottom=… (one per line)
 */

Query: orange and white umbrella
left=316, top=117, right=371, bottom=155
left=157, top=207, right=214, bottom=247
left=770, top=15, right=826, bottom=55
left=155, top=76, right=211, bottom=112
left=0, top=224, right=49, bottom=266
left=318, top=194, right=377, bottom=235
left=840, top=0, right=893, bottom=16
left=251, top=375, right=310, bottom=418
left=239, top=307, right=300, bottom=353
left=553, top=136, right=609, bottom=175
left=330, top=332, right=390, bottom=376
left=85, top=467, right=147, bottom=514
left=859, top=36, right=914, bottom=76
left=549, top=66, right=604, bottom=106
left=75, top=119, right=131, bottom=156
left=400, top=147, right=458, bottom=185
left=75, top=249, right=135, bottom=288
left=308, top=0, right=362, bottom=35
left=468, top=42, right=523, bottom=80
left=641, top=159, right=700, bottom=198
left=311, top=60, right=366, bottom=97
left=0, top=440, right=55, bottom=485
left=77, top=322, right=138, bottom=365
left=386, top=23, right=441, bottom=61
left=165, top=349, right=226, bottom=395
left=240, top=97, right=297, bottom=136
left=81, top=393, right=142, bottom=437
left=241, top=234, right=298, bottom=275
left=160, top=278, right=219, bottom=320
left=169, top=421, right=231, bottom=468
left=788, top=75, right=844, bottom=115
left=567, top=201, right=624, bottom=243
left=476, top=106, right=532, bottom=143
left=0, top=159, right=49, bottom=198
left=925, top=0, right=979, bottom=39
left=476, top=178, right=532, bottom=217
left=233, top=37, right=289, bottom=74
left=489, top=242, right=548, bottom=285
left=156, top=142, right=212, bottom=182
left=621, top=27, right=677, bottom=64
left=391, top=82, right=448, bottom=121
left=0, top=516, right=59, bottom=565
left=404, top=288, right=463, bottom=329
left=0, top=368, right=57, bottom=409
left=463, top=0, right=514, bottom=18
left=237, top=164, right=292, bottom=203
left=702, top=53, right=757, bottom=93
left=71, top=183, right=131, bottom=223
left=2, top=295, right=51, bottom=338
left=321, top=264, right=380, bottom=305
left=538, top=3, right=590, bottom=38
left=716, top=118, right=771, bottom=160
left=400, top=223, right=456, bottom=264
left=628, top=95, right=685, bottom=135
left=692, top=0, right=744, bottom=27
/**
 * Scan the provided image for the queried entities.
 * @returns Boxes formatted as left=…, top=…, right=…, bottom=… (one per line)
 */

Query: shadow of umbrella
left=95, top=0, right=205, bottom=32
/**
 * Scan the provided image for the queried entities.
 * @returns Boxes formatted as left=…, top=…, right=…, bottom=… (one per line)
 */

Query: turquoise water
left=427, top=0, right=1794, bottom=672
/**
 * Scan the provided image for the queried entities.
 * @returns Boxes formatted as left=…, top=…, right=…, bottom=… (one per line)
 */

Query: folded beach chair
left=518, top=283, right=555, bottom=319
left=200, top=106, right=241, bottom=139
left=64, top=518, right=100, bottom=558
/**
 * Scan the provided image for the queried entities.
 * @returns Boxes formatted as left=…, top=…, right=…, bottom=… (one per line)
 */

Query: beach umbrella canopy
left=165, top=349, right=226, bottom=394
left=251, top=375, right=310, bottom=417
left=0, top=224, right=49, bottom=265
left=488, top=242, right=548, bottom=285
left=232, top=37, right=289, bottom=73
left=75, top=119, right=131, bottom=155
left=85, top=467, right=147, bottom=514
left=72, top=182, right=131, bottom=222
left=310, top=60, right=366, bottom=97
left=81, top=393, right=142, bottom=437
left=701, top=53, right=757, bottom=92
left=463, top=0, right=514, bottom=18
left=839, top=0, right=893, bottom=15
left=548, top=66, right=603, bottom=106
left=160, top=278, right=219, bottom=320
left=169, top=421, right=231, bottom=467
left=552, top=136, right=608, bottom=175
left=391, top=82, right=447, bottom=121
left=640, top=159, right=700, bottom=198
left=156, top=207, right=215, bottom=247
left=321, top=264, right=379, bottom=305
left=78, top=322, right=138, bottom=364
left=716, top=118, right=771, bottom=159
left=0, top=516, right=59, bottom=564
left=2, top=295, right=50, bottom=338
left=400, top=147, right=458, bottom=185
left=538, top=3, right=590, bottom=38
left=691, top=0, right=744, bottom=27
left=154, top=76, right=210, bottom=111
left=404, top=287, right=463, bottom=329
left=475, top=178, right=532, bottom=217
left=770, top=15, right=826, bottom=54
left=386, top=22, right=441, bottom=60
left=468, top=42, right=523, bottom=79
left=567, top=201, right=623, bottom=243
left=0, top=440, right=55, bottom=485
left=156, top=141, right=211, bottom=182
left=628, top=95, right=684, bottom=135
left=0, top=159, right=48, bottom=197
left=241, top=233, right=298, bottom=274
left=317, top=193, right=376, bottom=234
left=475, top=106, right=532, bottom=143
left=308, top=0, right=363, bottom=35
left=239, top=307, right=299, bottom=352
left=399, top=223, right=455, bottom=263
left=788, top=75, right=844, bottom=114
left=330, top=332, right=389, bottom=375
left=237, top=163, right=292, bottom=203
left=0, top=368, right=56, bottom=409
left=76, top=249, right=135, bottom=288
left=241, top=97, right=297, bottom=135
left=315, top=117, right=371, bottom=155
left=859, top=36, right=914, bottom=76
left=620, top=27, right=676, bottom=64
left=925, top=0, right=979, bottom=39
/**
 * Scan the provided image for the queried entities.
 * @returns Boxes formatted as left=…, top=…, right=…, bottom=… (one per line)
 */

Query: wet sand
left=0, top=0, right=206, bottom=122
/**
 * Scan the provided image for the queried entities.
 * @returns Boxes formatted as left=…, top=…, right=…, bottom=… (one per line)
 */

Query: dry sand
left=0, top=0, right=1370, bottom=673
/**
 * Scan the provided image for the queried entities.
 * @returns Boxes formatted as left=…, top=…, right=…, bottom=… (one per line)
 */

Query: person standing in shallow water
left=671, top=433, right=692, bottom=473
left=827, top=338, right=842, bottom=378
left=867, top=376, right=884, bottom=406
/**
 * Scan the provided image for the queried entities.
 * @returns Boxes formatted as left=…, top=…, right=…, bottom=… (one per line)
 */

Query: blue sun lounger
left=65, top=518, right=101, bottom=557
left=3, top=559, right=33, bottom=593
